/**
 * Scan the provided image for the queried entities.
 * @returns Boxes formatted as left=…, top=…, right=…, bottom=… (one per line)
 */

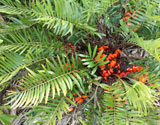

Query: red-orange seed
left=77, top=98, right=84, bottom=104
left=124, top=101, right=127, bottom=104
left=73, top=74, right=77, bottom=78
left=68, top=107, right=74, bottom=112
left=123, top=16, right=128, bottom=21
left=139, top=74, right=147, bottom=83
left=68, top=97, right=72, bottom=100
left=113, top=94, right=118, bottom=97
left=71, top=63, right=73, bottom=67
left=81, top=95, right=88, bottom=99
left=75, top=97, right=81, bottom=102
left=116, top=49, right=121, bottom=54
left=73, top=93, right=77, bottom=96
left=79, top=91, right=82, bottom=94
left=107, top=106, right=113, bottom=109
left=136, top=66, right=143, bottom=71
left=110, top=68, right=113, bottom=73
left=10, top=88, right=14, bottom=91
left=104, top=90, right=108, bottom=92
left=110, top=60, right=116, bottom=67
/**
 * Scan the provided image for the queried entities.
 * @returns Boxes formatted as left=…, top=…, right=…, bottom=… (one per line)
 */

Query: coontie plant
left=0, top=0, right=160, bottom=125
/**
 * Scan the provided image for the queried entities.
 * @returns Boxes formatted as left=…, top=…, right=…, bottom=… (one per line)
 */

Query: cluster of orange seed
left=63, top=43, right=75, bottom=57
left=123, top=10, right=140, bottom=31
left=123, top=11, right=134, bottom=28
left=68, top=92, right=88, bottom=112
left=95, top=46, right=143, bottom=82
left=95, top=46, right=121, bottom=81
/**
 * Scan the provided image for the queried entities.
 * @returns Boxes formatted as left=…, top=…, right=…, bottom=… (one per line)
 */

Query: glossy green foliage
left=6, top=55, right=88, bottom=109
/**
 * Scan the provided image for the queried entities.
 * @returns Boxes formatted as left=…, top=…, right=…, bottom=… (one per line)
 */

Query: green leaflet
left=7, top=55, right=87, bottom=108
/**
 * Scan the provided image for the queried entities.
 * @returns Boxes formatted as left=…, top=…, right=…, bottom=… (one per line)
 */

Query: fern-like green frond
left=26, top=97, right=75, bottom=125
left=0, top=52, right=25, bottom=87
left=32, top=0, right=96, bottom=36
left=81, top=0, right=119, bottom=22
left=0, top=18, right=36, bottom=34
left=6, top=55, right=87, bottom=109
left=100, top=82, right=148, bottom=125
left=123, top=0, right=159, bottom=29
left=134, top=34, right=160, bottom=63
left=0, top=0, right=100, bottom=36
left=0, top=0, right=30, bottom=15
left=100, top=83, right=145, bottom=125
left=121, top=79, right=156, bottom=115
left=0, top=27, right=63, bottom=55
